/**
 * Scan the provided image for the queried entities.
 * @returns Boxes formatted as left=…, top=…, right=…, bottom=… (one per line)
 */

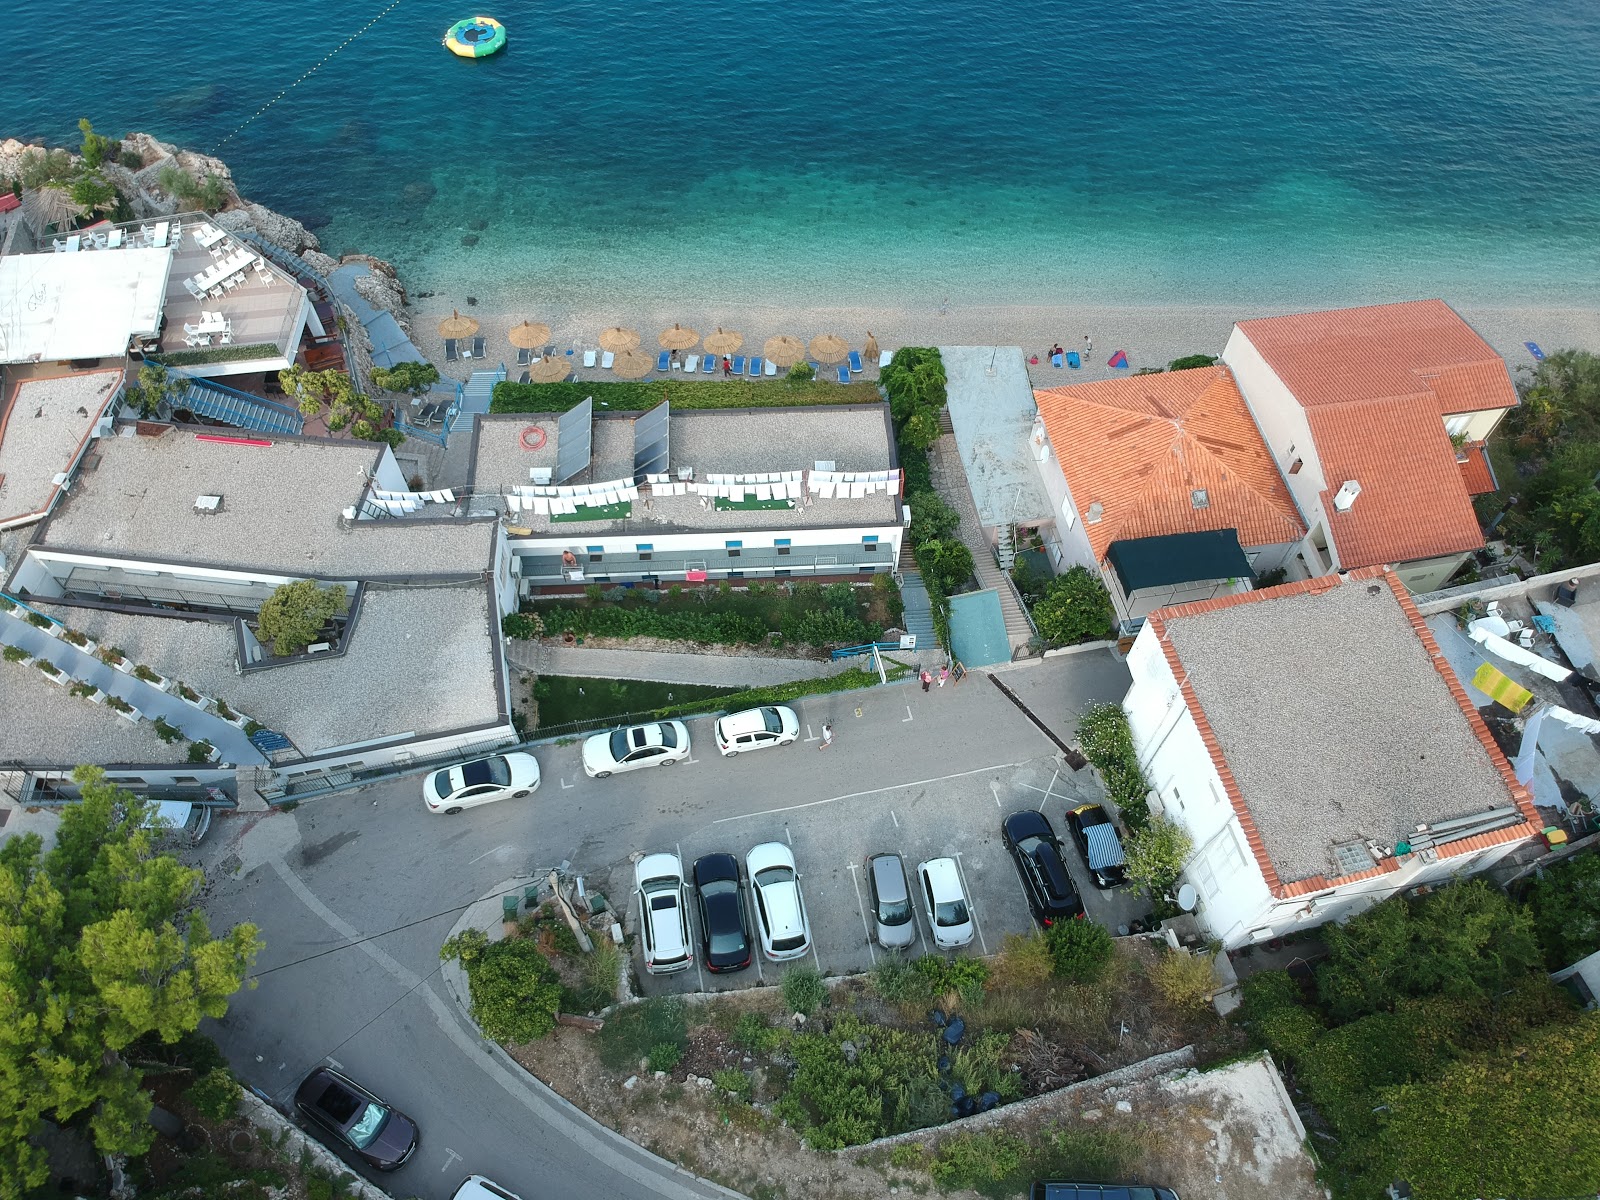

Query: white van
left=714, top=705, right=800, bottom=756
left=144, top=799, right=212, bottom=845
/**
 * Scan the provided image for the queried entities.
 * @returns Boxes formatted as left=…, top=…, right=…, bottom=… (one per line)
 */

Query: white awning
left=0, top=247, right=173, bottom=362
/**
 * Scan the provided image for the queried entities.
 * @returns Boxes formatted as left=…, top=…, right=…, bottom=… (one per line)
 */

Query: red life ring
left=519, top=424, right=547, bottom=450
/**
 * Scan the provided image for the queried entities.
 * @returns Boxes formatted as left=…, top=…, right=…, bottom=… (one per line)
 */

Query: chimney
left=1333, top=480, right=1361, bottom=512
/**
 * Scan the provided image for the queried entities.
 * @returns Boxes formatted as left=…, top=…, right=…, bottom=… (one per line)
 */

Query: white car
left=423, top=753, right=540, bottom=814
left=635, top=852, right=693, bottom=974
left=917, top=857, right=975, bottom=949
left=451, top=1176, right=523, bottom=1200
left=714, top=705, right=800, bottom=756
left=746, top=842, right=811, bottom=961
left=582, top=721, right=690, bottom=778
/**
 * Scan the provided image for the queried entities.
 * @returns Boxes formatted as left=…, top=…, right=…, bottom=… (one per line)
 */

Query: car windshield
left=755, top=865, right=794, bottom=888
left=460, top=757, right=510, bottom=788
left=877, top=895, right=912, bottom=925
left=934, top=897, right=970, bottom=927
left=760, top=707, right=782, bottom=733
left=430, top=768, right=453, bottom=796
left=703, top=886, right=745, bottom=954
left=347, top=1101, right=388, bottom=1148
left=608, top=730, right=630, bottom=759
left=656, top=724, right=678, bottom=748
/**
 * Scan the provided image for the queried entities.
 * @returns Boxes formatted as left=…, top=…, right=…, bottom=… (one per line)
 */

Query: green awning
left=1107, top=530, right=1253, bottom=594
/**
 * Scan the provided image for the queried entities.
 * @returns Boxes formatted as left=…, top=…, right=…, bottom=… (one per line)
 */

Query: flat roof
left=1152, top=570, right=1528, bottom=884
left=0, top=246, right=172, bottom=362
left=155, top=221, right=305, bottom=358
left=0, top=654, right=189, bottom=766
left=35, top=584, right=504, bottom=756
left=35, top=429, right=496, bottom=579
left=472, top=407, right=899, bottom=534
left=940, top=346, right=1053, bottom=526
left=0, top=367, right=122, bottom=527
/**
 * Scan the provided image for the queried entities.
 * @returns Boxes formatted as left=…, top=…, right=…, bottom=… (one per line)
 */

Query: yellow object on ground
left=1472, top=662, right=1534, bottom=713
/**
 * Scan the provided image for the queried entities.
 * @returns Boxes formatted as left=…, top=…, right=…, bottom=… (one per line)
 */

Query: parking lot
left=620, top=745, right=1153, bottom=996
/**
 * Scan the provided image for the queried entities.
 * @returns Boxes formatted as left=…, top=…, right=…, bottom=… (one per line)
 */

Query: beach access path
left=502, top=639, right=855, bottom=687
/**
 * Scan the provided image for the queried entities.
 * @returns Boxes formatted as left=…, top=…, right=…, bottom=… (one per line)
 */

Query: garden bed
left=530, top=675, right=741, bottom=727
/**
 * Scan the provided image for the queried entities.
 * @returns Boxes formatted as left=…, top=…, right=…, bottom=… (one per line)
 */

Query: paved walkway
left=503, top=640, right=854, bottom=687
left=930, top=432, right=1035, bottom=651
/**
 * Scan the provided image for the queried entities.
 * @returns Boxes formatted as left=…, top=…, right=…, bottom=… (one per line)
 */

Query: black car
left=1065, top=803, right=1129, bottom=889
left=1001, top=810, right=1084, bottom=926
left=692, top=853, right=752, bottom=972
left=294, top=1067, right=419, bottom=1171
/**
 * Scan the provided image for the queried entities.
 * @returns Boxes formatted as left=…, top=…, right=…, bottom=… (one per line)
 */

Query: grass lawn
left=534, top=675, right=740, bottom=727
left=552, top=501, right=632, bottom=523
left=713, top=496, right=795, bottom=511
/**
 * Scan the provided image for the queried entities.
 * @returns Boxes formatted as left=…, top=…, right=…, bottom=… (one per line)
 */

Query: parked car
left=451, top=1177, right=523, bottom=1200
left=1065, top=803, right=1129, bottom=888
left=143, top=798, right=213, bottom=845
left=714, top=705, right=800, bottom=756
left=1001, top=810, right=1085, bottom=926
left=294, top=1067, right=418, bottom=1171
left=692, top=853, right=752, bottom=972
left=865, top=852, right=917, bottom=949
left=582, top=720, right=690, bottom=778
left=1031, top=1185, right=1179, bottom=1200
left=635, top=852, right=693, bottom=974
left=747, top=841, right=812, bottom=961
left=422, top=752, right=540, bottom=814
left=917, top=857, right=975, bottom=949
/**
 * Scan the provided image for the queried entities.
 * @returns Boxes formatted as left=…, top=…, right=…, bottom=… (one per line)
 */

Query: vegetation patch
left=490, top=379, right=880, bottom=413
left=551, top=500, right=632, bottom=523
left=440, top=927, right=562, bottom=1044
left=152, top=343, right=283, bottom=368
left=530, top=675, right=740, bottom=728
left=1075, top=703, right=1154, bottom=830
left=1013, top=563, right=1116, bottom=645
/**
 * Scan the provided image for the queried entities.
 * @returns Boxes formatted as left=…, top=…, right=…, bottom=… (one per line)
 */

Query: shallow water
left=6, top=0, right=1599, bottom=312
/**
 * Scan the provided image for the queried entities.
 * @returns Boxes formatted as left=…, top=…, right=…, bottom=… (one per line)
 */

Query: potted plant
left=99, top=645, right=132, bottom=672
left=187, top=740, right=218, bottom=764
left=132, top=664, right=170, bottom=690
left=104, top=695, right=139, bottom=722
left=26, top=612, right=59, bottom=637
left=69, top=681, right=104, bottom=703
left=212, top=698, right=246, bottom=727
left=0, top=596, right=15, bottom=612
left=2, top=645, right=28, bottom=665
left=62, top=628, right=90, bottom=648
left=152, top=718, right=183, bottom=744
left=176, top=682, right=206, bottom=707
left=35, top=659, right=64, bottom=682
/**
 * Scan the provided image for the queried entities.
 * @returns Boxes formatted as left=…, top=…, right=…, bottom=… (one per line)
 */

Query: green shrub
left=1075, top=704, right=1151, bottom=830
left=490, top=379, right=878, bottom=413
left=1030, top=565, right=1116, bottom=645
left=1525, top=850, right=1600, bottom=968
left=712, top=1067, right=753, bottom=1100
left=440, top=929, right=562, bottom=1044
left=775, top=1015, right=946, bottom=1148
left=901, top=407, right=941, bottom=450
left=575, top=939, right=622, bottom=1011
left=929, top=1130, right=1027, bottom=1190
left=787, top=361, right=816, bottom=382
left=651, top=668, right=879, bottom=719
left=534, top=603, right=769, bottom=646
left=501, top=611, right=545, bottom=640
left=185, top=1068, right=241, bottom=1122
left=152, top=718, right=182, bottom=743
left=187, top=741, right=215, bottom=763
left=2, top=645, right=27, bottom=663
left=908, top=492, right=960, bottom=545
left=1148, top=949, right=1216, bottom=1009
left=1028, top=1125, right=1146, bottom=1187
left=646, top=1041, right=683, bottom=1072
left=1168, top=354, right=1219, bottom=371
left=151, top=343, right=283, bottom=368
left=782, top=966, right=828, bottom=1015
left=889, top=1141, right=926, bottom=1169
left=1044, top=919, right=1114, bottom=982
left=596, top=997, right=688, bottom=1069
left=256, top=580, right=348, bottom=658
left=1123, top=817, right=1193, bottom=895
left=732, top=1010, right=786, bottom=1055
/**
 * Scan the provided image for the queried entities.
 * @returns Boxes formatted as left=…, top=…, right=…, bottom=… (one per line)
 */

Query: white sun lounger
left=683, top=354, right=699, bottom=373
left=765, top=359, right=778, bottom=376
left=879, top=351, right=893, bottom=368
left=601, top=350, right=615, bottom=369
left=584, top=349, right=597, bottom=368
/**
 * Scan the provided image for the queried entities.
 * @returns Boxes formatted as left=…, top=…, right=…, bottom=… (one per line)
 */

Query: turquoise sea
left=4, top=0, right=1600, bottom=313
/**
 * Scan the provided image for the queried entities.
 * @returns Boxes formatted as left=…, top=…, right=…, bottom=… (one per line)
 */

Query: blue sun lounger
left=703, top=353, right=716, bottom=374
left=836, top=365, right=850, bottom=383
left=847, top=350, right=864, bottom=373
left=747, top=356, right=763, bottom=377
left=730, top=354, right=746, bottom=376
left=656, top=350, right=671, bottom=372
left=1052, top=352, right=1064, bottom=368
left=1066, top=351, right=1081, bottom=368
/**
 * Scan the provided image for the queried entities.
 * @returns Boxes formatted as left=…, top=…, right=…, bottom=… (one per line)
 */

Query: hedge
left=490, top=379, right=881, bottom=413
left=522, top=605, right=769, bottom=645
left=1075, top=702, right=1151, bottom=830
left=650, top=668, right=880, bottom=718
left=150, top=342, right=283, bottom=367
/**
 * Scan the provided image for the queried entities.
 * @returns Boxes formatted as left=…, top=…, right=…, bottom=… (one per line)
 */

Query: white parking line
left=953, top=852, right=988, bottom=956
left=903, top=705, right=914, bottom=722
left=440, top=1147, right=462, bottom=1174
left=710, top=761, right=1026, bottom=824
left=890, top=808, right=900, bottom=829
left=1040, top=768, right=1060, bottom=812
left=782, top=824, right=792, bottom=846
left=325, top=1055, right=343, bottom=1070
left=990, top=781, right=1002, bottom=809
left=466, top=842, right=514, bottom=866
left=677, top=843, right=707, bottom=992
left=560, top=777, right=574, bottom=789
left=804, top=723, right=819, bottom=743
left=846, top=862, right=877, bottom=967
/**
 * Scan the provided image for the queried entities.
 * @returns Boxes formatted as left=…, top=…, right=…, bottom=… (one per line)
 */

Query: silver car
left=866, top=853, right=916, bottom=949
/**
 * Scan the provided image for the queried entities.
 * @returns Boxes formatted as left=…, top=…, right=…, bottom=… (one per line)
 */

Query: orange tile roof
left=1144, top=567, right=1538, bottom=898
left=1309, top=399, right=1486, bottom=568
left=1034, top=366, right=1305, bottom=562
left=1457, top=441, right=1498, bottom=496
left=1235, top=299, right=1518, bottom=415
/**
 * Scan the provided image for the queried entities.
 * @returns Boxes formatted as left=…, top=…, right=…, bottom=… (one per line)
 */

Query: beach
left=406, top=298, right=1600, bottom=392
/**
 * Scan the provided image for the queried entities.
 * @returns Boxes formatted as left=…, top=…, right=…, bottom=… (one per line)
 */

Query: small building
left=1122, top=567, right=1541, bottom=948
left=469, top=403, right=905, bottom=596
left=1223, top=299, right=1516, bottom=593
left=1032, top=366, right=1306, bottom=630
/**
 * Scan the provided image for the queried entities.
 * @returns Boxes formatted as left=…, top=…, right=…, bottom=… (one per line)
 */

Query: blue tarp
left=1085, top=823, right=1126, bottom=871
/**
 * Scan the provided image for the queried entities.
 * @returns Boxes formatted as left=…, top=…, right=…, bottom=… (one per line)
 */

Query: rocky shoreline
left=0, top=130, right=417, bottom=381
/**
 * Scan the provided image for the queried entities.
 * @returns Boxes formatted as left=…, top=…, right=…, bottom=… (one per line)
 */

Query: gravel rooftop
left=37, top=584, right=503, bottom=757
left=472, top=407, right=898, bottom=534
left=1163, top=578, right=1514, bottom=883
left=0, top=369, right=122, bottom=526
left=38, top=429, right=495, bottom=578
left=0, top=656, right=188, bottom=765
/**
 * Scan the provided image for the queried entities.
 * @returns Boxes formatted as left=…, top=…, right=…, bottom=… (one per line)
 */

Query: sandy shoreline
left=403, top=297, right=1600, bottom=391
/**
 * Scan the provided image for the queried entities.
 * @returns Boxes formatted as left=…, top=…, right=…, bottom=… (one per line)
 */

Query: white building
left=468, top=403, right=906, bottom=595
left=1222, top=299, right=1515, bottom=593
left=1122, top=567, right=1541, bottom=948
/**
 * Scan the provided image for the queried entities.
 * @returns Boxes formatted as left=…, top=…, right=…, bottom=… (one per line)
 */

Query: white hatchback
left=917, top=857, right=975, bottom=949
left=422, top=753, right=540, bottom=814
left=635, top=852, right=693, bottom=974
left=747, top=841, right=812, bottom=961
left=714, top=705, right=800, bottom=756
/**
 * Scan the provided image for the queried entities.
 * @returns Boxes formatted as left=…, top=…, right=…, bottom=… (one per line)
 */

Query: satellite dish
left=1176, top=883, right=1198, bottom=912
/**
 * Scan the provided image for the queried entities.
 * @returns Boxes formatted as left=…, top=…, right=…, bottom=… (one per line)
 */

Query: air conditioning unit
left=52, top=473, right=71, bottom=492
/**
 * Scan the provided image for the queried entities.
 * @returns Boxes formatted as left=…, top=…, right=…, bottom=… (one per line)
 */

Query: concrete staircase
left=929, top=434, right=1035, bottom=653
left=895, top=539, right=939, bottom=649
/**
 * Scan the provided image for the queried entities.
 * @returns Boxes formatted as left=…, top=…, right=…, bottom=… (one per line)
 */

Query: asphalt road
left=200, top=653, right=1131, bottom=1200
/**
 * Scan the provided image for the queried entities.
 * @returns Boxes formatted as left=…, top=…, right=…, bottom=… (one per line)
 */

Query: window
left=636, top=543, right=653, bottom=561
left=776, top=538, right=791, bottom=557
left=587, top=544, right=603, bottom=563
left=730, top=569, right=744, bottom=577
left=1445, top=414, right=1472, bottom=438
left=775, top=568, right=791, bottom=576
left=1060, top=495, right=1077, bottom=530
left=777, top=545, right=791, bottom=556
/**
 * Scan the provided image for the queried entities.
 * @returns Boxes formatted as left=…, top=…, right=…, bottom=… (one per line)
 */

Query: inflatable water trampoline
left=444, top=15, right=506, bottom=57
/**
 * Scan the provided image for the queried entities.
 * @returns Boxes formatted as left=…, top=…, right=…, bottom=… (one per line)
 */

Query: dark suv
left=1001, top=810, right=1084, bottom=925
left=1031, top=1185, right=1179, bottom=1200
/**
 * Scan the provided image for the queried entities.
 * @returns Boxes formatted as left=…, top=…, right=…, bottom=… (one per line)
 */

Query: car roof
left=452, top=1177, right=523, bottom=1200
left=868, top=853, right=908, bottom=902
left=636, top=852, right=684, bottom=884
left=1003, top=808, right=1052, bottom=840
left=1071, top=803, right=1111, bottom=826
left=747, top=841, right=794, bottom=873
left=920, top=857, right=962, bottom=895
left=693, top=852, right=739, bottom=885
left=719, top=707, right=776, bottom=735
left=1032, top=839, right=1076, bottom=898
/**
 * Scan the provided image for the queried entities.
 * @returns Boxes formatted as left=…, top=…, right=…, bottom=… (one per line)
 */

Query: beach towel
left=1525, top=341, right=1545, bottom=361
left=1108, top=350, right=1130, bottom=369
left=1051, top=353, right=1063, bottom=368
left=1066, top=351, right=1081, bottom=368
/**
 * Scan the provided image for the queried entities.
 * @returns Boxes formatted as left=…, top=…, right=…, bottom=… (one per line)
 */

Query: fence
left=257, top=729, right=522, bottom=801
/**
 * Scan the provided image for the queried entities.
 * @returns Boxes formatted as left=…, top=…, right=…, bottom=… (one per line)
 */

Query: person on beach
left=669, top=347, right=679, bottom=368
left=921, top=668, right=932, bottom=692
left=1051, top=343, right=1064, bottom=358
left=939, top=664, right=949, bottom=687
left=722, top=356, right=732, bottom=377
left=1083, top=334, right=1093, bottom=353
left=819, top=722, right=834, bottom=750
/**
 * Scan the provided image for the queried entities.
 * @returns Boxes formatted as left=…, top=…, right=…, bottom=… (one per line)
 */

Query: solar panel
left=633, top=399, right=670, bottom=484
left=554, top=397, right=593, bottom=484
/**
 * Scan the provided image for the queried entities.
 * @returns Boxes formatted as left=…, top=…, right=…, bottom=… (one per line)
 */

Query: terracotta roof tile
left=1034, top=367, right=1305, bottom=561
left=1457, top=441, right=1498, bottom=495
left=1309, top=399, right=1486, bottom=568
left=1235, top=299, right=1518, bottom=414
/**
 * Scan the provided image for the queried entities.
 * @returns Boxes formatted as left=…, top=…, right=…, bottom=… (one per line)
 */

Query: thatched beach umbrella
left=863, top=332, right=881, bottom=364
left=810, top=333, right=849, bottom=364
left=21, top=186, right=84, bottom=236
left=527, top=356, right=570, bottom=382
left=612, top=347, right=654, bottom=378
left=439, top=309, right=478, bottom=339
left=508, top=320, right=551, bottom=349
left=703, top=327, right=743, bottom=357
left=764, top=334, right=806, bottom=367
left=599, top=325, right=640, bottom=352
left=658, top=323, right=700, bottom=351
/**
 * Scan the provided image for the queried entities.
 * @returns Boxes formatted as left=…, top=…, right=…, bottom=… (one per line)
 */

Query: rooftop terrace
left=0, top=367, right=122, bottom=528
left=0, top=654, right=189, bottom=767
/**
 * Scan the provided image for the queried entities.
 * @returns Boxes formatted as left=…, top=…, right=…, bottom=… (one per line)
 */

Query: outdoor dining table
left=195, top=311, right=228, bottom=335
left=149, top=221, right=169, bottom=248
left=192, top=249, right=256, bottom=293
left=196, top=224, right=228, bottom=250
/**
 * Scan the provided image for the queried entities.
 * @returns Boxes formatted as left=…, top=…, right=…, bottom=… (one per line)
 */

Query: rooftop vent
left=1190, top=488, right=1210, bottom=509
left=194, top=495, right=222, bottom=515
left=52, top=473, right=71, bottom=492
left=1333, top=480, right=1362, bottom=512
left=1331, top=840, right=1375, bottom=876
left=1085, top=501, right=1104, bottom=524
